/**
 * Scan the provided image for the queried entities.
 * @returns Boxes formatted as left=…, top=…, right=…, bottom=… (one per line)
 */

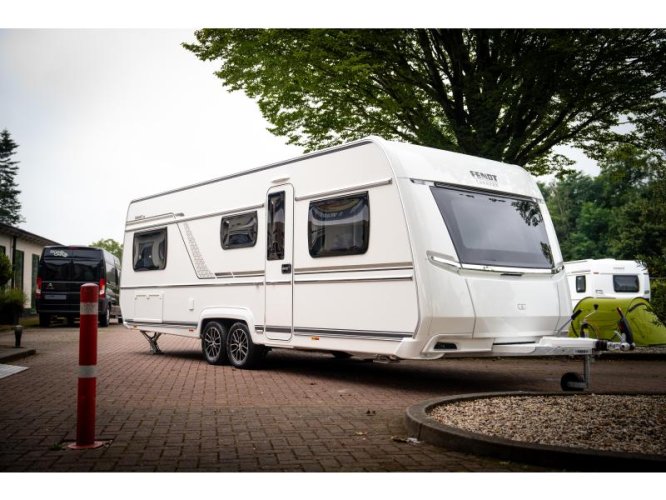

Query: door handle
left=281, top=263, right=292, bottom=274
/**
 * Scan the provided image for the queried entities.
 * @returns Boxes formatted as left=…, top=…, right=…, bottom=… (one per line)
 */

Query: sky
left=0, top=1, right=653, bottom=247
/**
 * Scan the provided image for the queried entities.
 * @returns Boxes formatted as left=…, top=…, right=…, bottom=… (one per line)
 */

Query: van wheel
left=226, top=322, right=265, bottom=369
left=39, top=314, right=50, bottom=328
left=202, top=321, right=228, bottom=365
left=99, top=307, right=110, bottom=327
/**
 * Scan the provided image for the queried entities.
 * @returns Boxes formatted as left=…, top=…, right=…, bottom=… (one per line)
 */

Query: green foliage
left=91, top=238, right=123, bottom=261
left=0, top=287, right=26, bottom=324
left=0, top=253, right=12, bottom=288
left=545, top=143, right=666, bottom=278
left=651, top=280, right=666, bottom=323
left=0, top=129, right=23, bottom=225
left=184, top=29, right=666, bottom=176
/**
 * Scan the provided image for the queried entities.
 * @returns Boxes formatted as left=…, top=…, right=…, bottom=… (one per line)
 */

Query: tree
left=184, top=29, right=666, bottom=175
left=91, top=238, right=123, bottom=261
left=0, top=129, right=23, bottom=225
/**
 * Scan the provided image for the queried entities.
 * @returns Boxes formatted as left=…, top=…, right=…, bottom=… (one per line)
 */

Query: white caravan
left=564, top=259, right=651, bottom=310
left=120, top=137, right=629, bottom=372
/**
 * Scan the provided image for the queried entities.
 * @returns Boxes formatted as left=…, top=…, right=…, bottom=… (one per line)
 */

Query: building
left=0, top=223, right=61, bottom=312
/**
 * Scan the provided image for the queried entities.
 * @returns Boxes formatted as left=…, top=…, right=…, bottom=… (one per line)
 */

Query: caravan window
left=133, top=228, right=167, bottom=271
left=430, top=186, right=553, bottom=269
left=267, top=192, right=285, bottom=261
left=221, top=212, right=258, bottom=249
left=575, top=275, right=586, bottom=293
left=613, top=275, right=639, bottom=293
left=308, top=192, right=369, bottom=258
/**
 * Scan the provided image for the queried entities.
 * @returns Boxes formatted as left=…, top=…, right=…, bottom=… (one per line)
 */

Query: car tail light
left=99, top=278, right=106, bottom=297
left=36, top=277, right=42, bottom=299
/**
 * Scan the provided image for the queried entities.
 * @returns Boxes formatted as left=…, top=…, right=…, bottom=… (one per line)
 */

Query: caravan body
left=121, top=137, right=602, bottom=368
left=564, top=259, right=651, bottom=310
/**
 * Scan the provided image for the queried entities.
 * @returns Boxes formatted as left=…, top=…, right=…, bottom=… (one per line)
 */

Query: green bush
left=0, top=288, right=26, bottom=324
left=0, top=254, right=12, bottom=288
left=651, top=279, right=666, bottom=323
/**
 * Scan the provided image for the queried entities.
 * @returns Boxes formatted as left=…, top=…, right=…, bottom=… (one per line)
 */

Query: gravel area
left=428, top=394, right=666, bottom=456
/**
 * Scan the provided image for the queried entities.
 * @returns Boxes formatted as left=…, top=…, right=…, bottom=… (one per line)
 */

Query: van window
left=575, top=275, right=586, bottom=293
left=308, top=192, right=369, bottom=258
left=431, top=186, right=553, bottom=269
left=267, top=192, right=285, bottom=261
left=613, top=275, right=639, bottom=293
left=221, top=212, right=258, bottom=249
left=133, top=228, right=167, bottom=271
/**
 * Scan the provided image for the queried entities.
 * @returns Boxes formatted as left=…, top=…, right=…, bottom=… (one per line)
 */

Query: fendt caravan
left=564, top=259, right=651, bottom=310
left=120, top=137, right=630, bottom=379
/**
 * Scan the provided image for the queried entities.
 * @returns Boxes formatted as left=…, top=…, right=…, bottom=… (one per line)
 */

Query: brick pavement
left=0, top=324, right=664, bottom=472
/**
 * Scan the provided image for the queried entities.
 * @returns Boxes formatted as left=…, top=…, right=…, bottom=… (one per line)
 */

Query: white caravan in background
left=120, top=136, right=629, bottom=373
left=564, top=259, right=651, bottom=310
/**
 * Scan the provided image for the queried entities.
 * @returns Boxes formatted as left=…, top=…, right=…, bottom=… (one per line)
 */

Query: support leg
left=140, top=331, right=163, bottom=354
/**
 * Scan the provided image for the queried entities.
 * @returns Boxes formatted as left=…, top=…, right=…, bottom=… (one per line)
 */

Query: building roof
left=0, top=222, right=61, bottom=247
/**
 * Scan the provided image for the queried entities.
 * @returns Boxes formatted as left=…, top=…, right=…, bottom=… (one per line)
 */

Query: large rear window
left=430, top=185, right=554, bottom=269
left=40, top=260, right=101, bottom=281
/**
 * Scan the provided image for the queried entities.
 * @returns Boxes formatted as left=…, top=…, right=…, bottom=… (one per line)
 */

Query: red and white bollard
left=68, top=283, right=105, bottom=449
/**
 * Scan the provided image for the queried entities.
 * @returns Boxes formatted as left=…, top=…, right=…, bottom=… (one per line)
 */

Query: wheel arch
left=198, top=307, right=262, bottom=343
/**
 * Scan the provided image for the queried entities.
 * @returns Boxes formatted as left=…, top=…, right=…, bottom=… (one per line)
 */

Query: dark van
left=36, top=246, right=122, bottom=327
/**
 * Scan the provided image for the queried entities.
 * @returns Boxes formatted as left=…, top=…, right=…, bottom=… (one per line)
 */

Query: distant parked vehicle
left=36, top=246, right=122, bottom=327
left=564, top=259, right=651, bottom=310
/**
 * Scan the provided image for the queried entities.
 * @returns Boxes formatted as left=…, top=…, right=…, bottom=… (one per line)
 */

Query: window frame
left=220, top=211, right=258, bottom=250
left=308, top=191, right=370, bottom=258
left=132, top=228, right=168, bottom=272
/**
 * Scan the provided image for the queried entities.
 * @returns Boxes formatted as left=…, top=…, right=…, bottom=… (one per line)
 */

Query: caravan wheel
left=202, top=321, right=229, bottom=365
left=226, top=322, right=265, bottom=369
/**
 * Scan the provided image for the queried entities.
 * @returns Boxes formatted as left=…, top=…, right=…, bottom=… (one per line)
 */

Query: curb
left=0, top=348, right=37, bottom=364
left=405, top=391, right=666, bottom=472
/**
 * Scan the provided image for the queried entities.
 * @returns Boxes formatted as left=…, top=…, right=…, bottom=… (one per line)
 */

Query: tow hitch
left=560, top=307, right=636, bottom=391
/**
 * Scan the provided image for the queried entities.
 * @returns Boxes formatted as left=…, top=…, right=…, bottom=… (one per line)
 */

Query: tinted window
left=575, top=275, right=586, bottom=293
left=267, top=192, right=285, bottom=261
left=221, top=212, right=258, bottom=249
left=613, top=275, right=639, bottom=293
left=133, top=228, right=167, bottom=271
left=431, top=186, right=553, bottom=269
left=308, top=192, right=369, bottom=258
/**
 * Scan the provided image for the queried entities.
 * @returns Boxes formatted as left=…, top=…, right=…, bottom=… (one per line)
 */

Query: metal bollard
left=14, top=325, right=22, bottom=348
left=68, top=283, right=104, bottom=449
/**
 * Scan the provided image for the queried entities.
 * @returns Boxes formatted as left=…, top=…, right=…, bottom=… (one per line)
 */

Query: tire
left=99, top=306, right=110, bottom=327
left=226, top=322, right=266, bottom=369
left=561, top=372, right=586, bottom=392
left=39, top=314, right=50, bottom=328
left=117, top=316, right=123, bottom=325
left=202, top=321, right=228, bottom=365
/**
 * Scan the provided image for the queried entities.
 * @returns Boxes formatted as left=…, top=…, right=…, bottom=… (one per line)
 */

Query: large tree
left=0, top=129, right=23, bottom=225
left=184, top=29, right=666, bottom=175
left=91, top=238, right=123, bottom=262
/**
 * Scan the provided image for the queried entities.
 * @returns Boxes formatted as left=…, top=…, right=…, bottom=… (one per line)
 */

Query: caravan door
left=264, top=184, right=294, bottom=341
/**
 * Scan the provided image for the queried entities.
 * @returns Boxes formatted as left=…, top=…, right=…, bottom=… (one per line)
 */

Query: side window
left=221, top=211, right=258, bottom=249
left=308, top=192, right=369, bottom=258
left=575, top=275, right=586, bottom=293
left=267, top=192, right=285, bottom=261
left=106, top=259, right=116, bottom=285
left=613, top=275, right=639, bottom=293
left=133, top=228, right=167, bottom=271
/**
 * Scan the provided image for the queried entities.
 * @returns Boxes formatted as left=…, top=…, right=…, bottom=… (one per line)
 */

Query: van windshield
left=430, top=185, right=554, bottom=269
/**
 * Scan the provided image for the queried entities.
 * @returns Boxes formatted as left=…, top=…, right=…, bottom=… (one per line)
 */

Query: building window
left=575, top=275, right=586, bottom=293
left=133, top=228, right=167, bottom=271
left=267, top=192, right=285, bottom=261
left=308, top=192, right=369, bottom=258
left=13, top=249, right=24, bottom=290
left=221, top=211, right=258, bottom=249
left=31, top=254, right=39, bottom=311
left=0, top=245, right=5, bottom=255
